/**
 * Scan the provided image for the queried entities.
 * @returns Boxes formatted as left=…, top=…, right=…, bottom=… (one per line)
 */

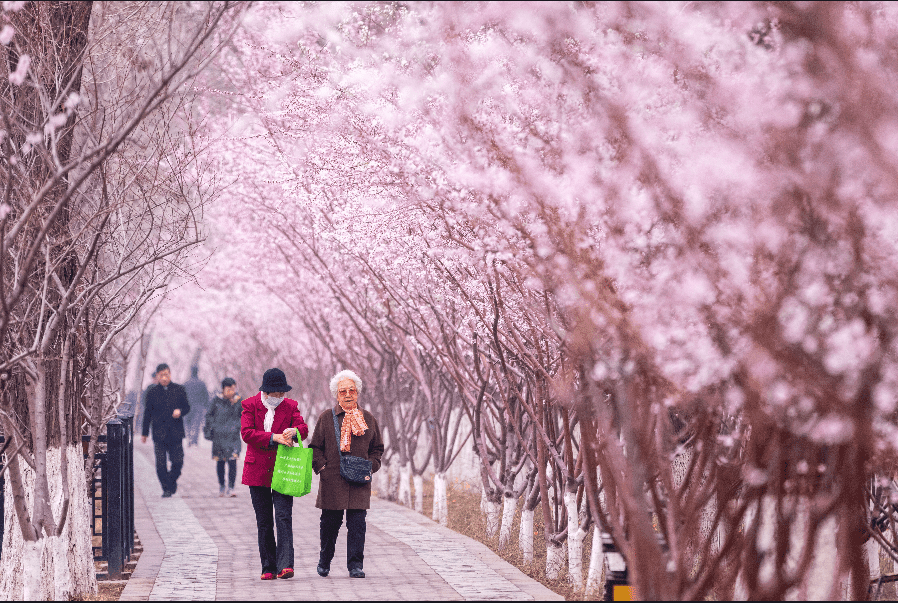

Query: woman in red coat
left=241, top=368, right=308, bottom=581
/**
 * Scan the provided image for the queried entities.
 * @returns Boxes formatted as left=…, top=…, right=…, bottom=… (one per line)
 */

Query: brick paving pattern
left=120, top=439, right=562, bottom=601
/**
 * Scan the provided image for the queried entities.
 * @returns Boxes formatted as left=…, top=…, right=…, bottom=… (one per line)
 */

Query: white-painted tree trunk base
left=398, top=463, right=412, bottom=507
left=386, top=462, right=398, bottom=501
left=498, top=495, right=516, bottom=551
left=868, top=536, right=882, bottom=582
left=519, top=508, right=535, bottom=564
left=585, top=525, right=605, bottom=599
left=734, top=496, right=843, bottom=601
left=546, top=542, right=565, bottom=580
left=485, top=500, right=501, bottom=539
left=413, top=475, right=424, bottom=513
left=565, top=491, right=585, bottom=589
left=0, top=444, right=96, bottom=600
left=432, top=473, right=448, bottom=526
left=374, top=460, right=389, bottom=495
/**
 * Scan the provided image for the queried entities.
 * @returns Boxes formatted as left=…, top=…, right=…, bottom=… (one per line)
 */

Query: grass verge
left=378, top=477, right=598, bottom=601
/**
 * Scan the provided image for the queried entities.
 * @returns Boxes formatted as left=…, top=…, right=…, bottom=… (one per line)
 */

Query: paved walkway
left=120, top=438, right=562, bottom=601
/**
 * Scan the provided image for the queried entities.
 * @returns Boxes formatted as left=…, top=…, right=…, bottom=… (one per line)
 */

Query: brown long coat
left=310, top=404, right=384, bottom=510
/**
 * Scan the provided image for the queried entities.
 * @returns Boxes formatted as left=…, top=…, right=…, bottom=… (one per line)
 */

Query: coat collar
left=248, top=392, right=295, bottom=411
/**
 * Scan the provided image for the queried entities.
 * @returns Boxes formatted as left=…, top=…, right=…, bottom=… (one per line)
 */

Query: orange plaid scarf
left=339, top=401, right=368, bottom=452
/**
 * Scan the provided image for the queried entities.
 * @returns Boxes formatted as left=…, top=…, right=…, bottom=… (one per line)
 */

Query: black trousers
left=153, top=440, right=184, bottom=493
left=216, top=459, right=237, bottom=488
left=249, top=486, right=294, bottom=574
left=319, top=509, right=367, bottom=571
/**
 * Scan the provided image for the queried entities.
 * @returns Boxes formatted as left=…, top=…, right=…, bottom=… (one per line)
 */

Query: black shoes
left=161, top=490, right=172, bottom=498
left=316, top=564, right=363, bottom=578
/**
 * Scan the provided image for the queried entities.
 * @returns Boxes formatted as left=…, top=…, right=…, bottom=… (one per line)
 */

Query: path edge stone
left=119, top=455, right=165, bottom=601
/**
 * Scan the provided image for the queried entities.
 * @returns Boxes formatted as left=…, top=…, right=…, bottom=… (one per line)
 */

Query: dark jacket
left=204, top=395, right=243, bottom=459
left=240, top=393, right=309, bottom=488
left=141, top=383, right=190, bottom=443
left=310, top=404, right=384, bottom=510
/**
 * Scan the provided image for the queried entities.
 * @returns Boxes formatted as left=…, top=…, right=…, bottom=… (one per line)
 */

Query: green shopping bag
left=271, top=441, right=313, bottom=497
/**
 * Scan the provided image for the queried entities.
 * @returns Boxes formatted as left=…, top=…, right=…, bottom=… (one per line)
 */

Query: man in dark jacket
left=141, top=363, right=190, bottom=497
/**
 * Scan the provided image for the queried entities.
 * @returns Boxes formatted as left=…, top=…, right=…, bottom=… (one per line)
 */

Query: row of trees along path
left=160, top=2, right=898, bottom=601
left=0, top=2, right=248, bottom=599
left=5, top=1, right=898, bottom=601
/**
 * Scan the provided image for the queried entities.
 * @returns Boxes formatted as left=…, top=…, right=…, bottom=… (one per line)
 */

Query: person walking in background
left=241, top=368, right=309, bottom=581
left=184, top=365, right=210, bottom=447
left=134, top=369, right=158, bottom=435
left=310, top=369, right=384, bottom=579
left=205, top=377, right=242, bottom=497
left=141, top=363, right=190, bottom=498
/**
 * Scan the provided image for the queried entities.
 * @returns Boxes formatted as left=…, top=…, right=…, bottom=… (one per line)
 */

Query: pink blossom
left=64, top=92, right=81, bottom=110
left=8, top=53, right=29, bottom=85
left=0, top=24, right=13, bottom=45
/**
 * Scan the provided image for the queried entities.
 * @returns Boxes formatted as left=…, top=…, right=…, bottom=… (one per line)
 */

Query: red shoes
left=260, top=572, right=275, bottom=580
left=277, top=568, right=294, bottom=579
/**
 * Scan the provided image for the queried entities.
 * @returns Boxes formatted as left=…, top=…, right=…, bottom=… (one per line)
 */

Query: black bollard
left=106, top=420, right=124, bottom=579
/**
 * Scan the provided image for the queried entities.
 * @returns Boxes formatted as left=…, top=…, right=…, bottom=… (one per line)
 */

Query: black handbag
left=332, top=408, right=372, bottom=485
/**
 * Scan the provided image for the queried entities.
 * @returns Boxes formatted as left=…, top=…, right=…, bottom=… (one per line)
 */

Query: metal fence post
left=106, top=420, right=124, bottom=579
left=0, top=472, right=5, bottom=561
left=125, top=416, right=134, bottom=559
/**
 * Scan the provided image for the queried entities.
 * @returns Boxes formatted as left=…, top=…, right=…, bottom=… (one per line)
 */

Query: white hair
left=330, top=369, right=363, bottom=398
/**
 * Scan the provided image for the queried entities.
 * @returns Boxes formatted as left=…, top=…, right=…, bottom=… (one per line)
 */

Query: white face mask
left=265, top=393, right=284, bottom=403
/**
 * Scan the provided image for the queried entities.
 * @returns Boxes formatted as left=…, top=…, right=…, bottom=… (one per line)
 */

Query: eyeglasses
left=338, top=389, right=357, bottom=396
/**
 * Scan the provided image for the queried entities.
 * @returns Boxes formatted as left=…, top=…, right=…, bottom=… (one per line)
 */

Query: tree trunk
left=398, top=462, right=411, bottom=507
left=519, top=507, right=535, bottom=564
left=585, top=525, right=605, bottom=599
left=546, top=542, right=565, bottom=580
left=498, top=492, right=516, bottom=551
left=0, top=445, right=96, bottom=599
left=386, top=461, right=398, bottom=501
left=565, top=489, right=586, bottom=588
left=735, top=495, right=842, bottom=600
left=413, top=474, right=424, bottom=513
left=432, top=472, right=448, bottom=526
left=485, top=496, right=501, bottom=539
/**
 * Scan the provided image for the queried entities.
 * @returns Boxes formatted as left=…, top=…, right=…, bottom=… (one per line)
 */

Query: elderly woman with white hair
left=309, top=369, right=384, bottom=579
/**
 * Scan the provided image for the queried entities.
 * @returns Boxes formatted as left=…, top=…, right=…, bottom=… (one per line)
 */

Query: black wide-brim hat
left=260, top=368, right=292, bottom=393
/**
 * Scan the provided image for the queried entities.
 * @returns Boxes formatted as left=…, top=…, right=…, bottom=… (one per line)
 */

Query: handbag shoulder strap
left=332, top=408, right=344, bottom=456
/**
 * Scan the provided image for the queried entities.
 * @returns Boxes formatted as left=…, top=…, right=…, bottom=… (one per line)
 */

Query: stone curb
left=118, top=466, right=165, bottom=601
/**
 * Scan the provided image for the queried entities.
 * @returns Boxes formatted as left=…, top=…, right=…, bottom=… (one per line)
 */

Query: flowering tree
left=150, top=1, right=898, bottom=599
left=0, top=1, right=243, bottom=598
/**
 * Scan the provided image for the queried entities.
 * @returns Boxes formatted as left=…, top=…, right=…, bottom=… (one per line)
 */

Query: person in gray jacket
left=184, top=365, right=210, bottom=447
left=204, top=377, right=243, bottom=496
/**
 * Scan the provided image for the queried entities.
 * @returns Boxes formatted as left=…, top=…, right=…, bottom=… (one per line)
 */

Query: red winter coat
left=240, top=393, right=309, bottom=488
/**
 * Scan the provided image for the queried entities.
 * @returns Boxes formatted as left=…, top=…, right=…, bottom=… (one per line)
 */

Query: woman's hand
left=272, top=433, right=292, bottom=446
left=282, top=427, right=297, bottom=441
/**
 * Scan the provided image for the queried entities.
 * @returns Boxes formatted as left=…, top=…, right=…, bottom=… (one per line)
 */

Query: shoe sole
left=278, top=570, right=294, bottom=579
